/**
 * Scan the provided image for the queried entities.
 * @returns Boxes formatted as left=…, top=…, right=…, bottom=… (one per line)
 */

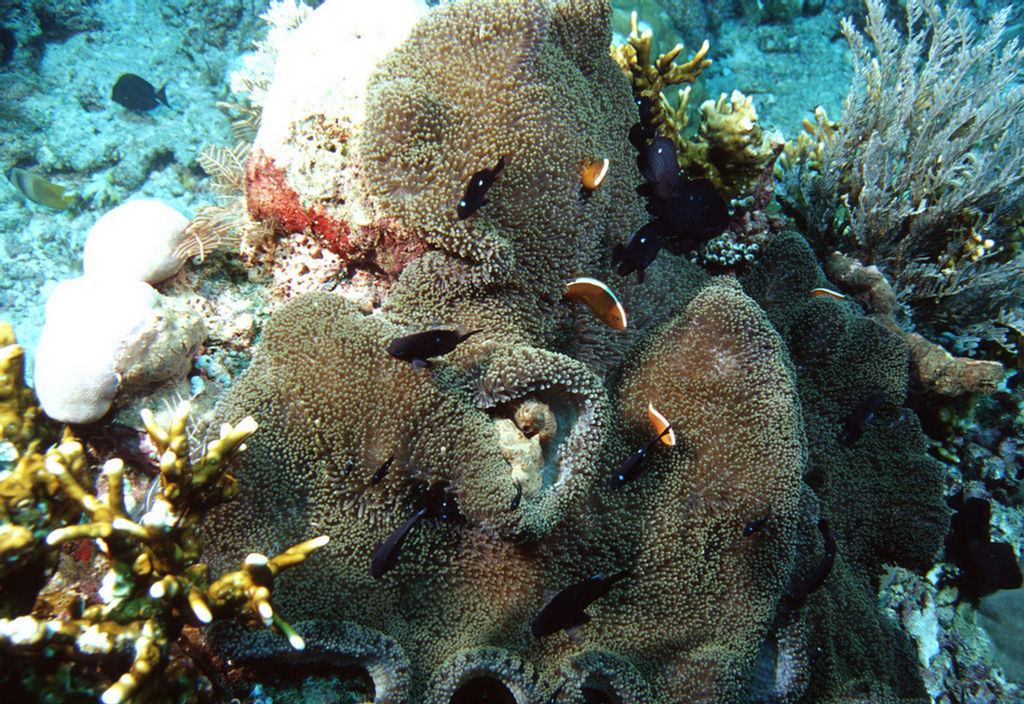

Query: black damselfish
left=635, top=95, right=654, bottom=134
left=386, top=328, right=480, bottom=369
left=370, top=455, right=393, bottom=486
left=946, top=495, right=1023, bottom=599
left=838, top=392, right=887, bottom=445
left=615, top=115, right=729, bottom=283
left=530, top=570, right=631, bottom=638
left=780, top=519, right=837, bottom=615
left=608, top=424, right=673, bottom=489
left=649, top=179, right=730, bottom=252
left=611, top=221, right=663, bottom=284
left=369, top=508, right=427, bottom=579
left=637, top=136, right=681, bottom=200
left=111, top=73, right=169, bottom=112
left=456, top=157, right=504, bottom=219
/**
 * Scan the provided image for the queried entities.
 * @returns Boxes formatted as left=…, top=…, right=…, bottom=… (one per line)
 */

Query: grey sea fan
left=829, top=0, right=1024, bottom=270
left=897, top=254, right=1024, bottom=353
left=791, top=0, right=1024, bottom=355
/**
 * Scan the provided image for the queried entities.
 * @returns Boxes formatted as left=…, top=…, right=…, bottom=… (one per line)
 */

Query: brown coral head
left=614, top=278, right=805, bottom=696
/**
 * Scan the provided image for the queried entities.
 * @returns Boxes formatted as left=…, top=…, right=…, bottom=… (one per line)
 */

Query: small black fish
left=370, top=455, right=393, bottom=485
left=386, top=328, right=481, bottom=369
left=946, top=495, right=1023, bottom=599
left=530, top=569, right=631, bottom=638
left=634, top=95, right=655, bottom=135
left=608, top=424, right=673, bottom=489
left=611, top=220, right=663, bottom=284
left=648, top=179, right=729, bottom=252
left=510, top=479, right=523, bottom=511
left=432, top=491, right=460, bottom=522
left=628, top=123, right=649, bottom=152
left=1006, top=370, right=1023, bottom=391
left=369, top=508, right=427, bottom=579
left=1, top=27, right=16, bottom=66
left=743, top=507, right=772, bottom=537
left=781, top=519, right=837, bottom=614
left=457, top=157, right=505, bottom=219
left=637, top=137, right=681, bottom=200
left=838, top=392, right=887, bottom=446
left=111, top=73, right=170, bottom=112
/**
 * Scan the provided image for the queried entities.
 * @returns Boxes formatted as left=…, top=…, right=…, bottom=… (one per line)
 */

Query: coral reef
left=0, top=322, right=50, bottom=450
left=824, top=252, right=1005, bottom=396
left=82, top=200, right=193, bottom=285
left=31, top=195, right=232, bottom=424
left=0, top=325, right=328, bottom=702
left=204, top=233, right=949, bottom=703
left=1, top=0, right=992, bottom=701
left=610, top=9, right=710, bottom=143
left=240, top=0, right=427, bottom=279
left=685, top=89, right=783, bottom=202
left=739, top=232, right=950, bottom=701
left=194, top=5, right=952, bottom=703
left=204, top=275, right=809, bottom=702
left=357, top=0, right=706, bottom=375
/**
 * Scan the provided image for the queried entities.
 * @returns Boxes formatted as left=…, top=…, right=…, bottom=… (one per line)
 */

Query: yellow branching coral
left=0, top=337, right=328, bottom=704
left=0, top=322, right=51, bottom=452
left=610, top=9, right=710, bottom=143
left=778, top=105, right=840, bottom=177
left=676, top=90, right=784, bottom=202
left=611, top=15, right=779, bottom=202
left=1, top=326, right=71, bottom=597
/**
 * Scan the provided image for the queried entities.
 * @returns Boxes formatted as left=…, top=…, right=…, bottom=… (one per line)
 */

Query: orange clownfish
left=564, top=277, right=627, bottom=330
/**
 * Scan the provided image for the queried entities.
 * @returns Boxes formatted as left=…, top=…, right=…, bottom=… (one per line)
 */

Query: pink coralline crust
left=310, top=210, right=351, bottom=254
left=245, top=149, right=315, bottom=234
left=245, top=149, right=352, bottom=255
left=244, top=149, right=428, bottom=281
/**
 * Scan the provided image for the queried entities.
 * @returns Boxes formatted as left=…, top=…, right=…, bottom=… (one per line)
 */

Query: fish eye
left=459, top=200, right=467, bottom=207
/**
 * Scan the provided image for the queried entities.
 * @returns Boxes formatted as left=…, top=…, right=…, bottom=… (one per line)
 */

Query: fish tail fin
left=156, top=83, right=170, bottom=108
left=61, top=193, right=74, bottom=208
